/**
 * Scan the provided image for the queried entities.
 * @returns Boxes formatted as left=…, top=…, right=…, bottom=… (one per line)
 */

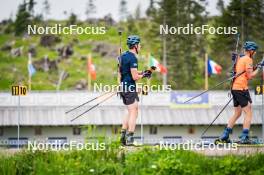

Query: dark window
left=188, top=127, right=195, bottom=134
left=34, top=127, right=42, bottom=135
left=8, top=137, right=28, bottom=148
left=48, top=137, right=67, bottom=146
left=0, top=128, right=3, bottom=136
left=111, top=126, right=119, bottom=134
left=149, top=126, right=158, bottom=135
left=73, top=127, right=81, bottom=135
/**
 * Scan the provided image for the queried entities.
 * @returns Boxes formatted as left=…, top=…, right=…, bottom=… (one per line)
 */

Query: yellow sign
left=12, top=86, right=27, bottom=96
left=142, top=85, right=149, bottom=95
left=255, top=85, right=264, bottom=95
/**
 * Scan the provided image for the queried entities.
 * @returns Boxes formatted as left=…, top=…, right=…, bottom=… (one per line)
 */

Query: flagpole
left=28, top=53, right=32, bottom=91
left=56, top=70, right=65, bottom=91
left=262, top=53, right=264, bottom=139
left=87, top=53, right=92, bottom=91
left=162, top=16, right=167, bottom=86
left=205, top=53, right=208, bottom=90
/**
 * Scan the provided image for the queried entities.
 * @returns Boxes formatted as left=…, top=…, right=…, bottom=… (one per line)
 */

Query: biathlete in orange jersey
left=216, top=41, right=260, bottom=144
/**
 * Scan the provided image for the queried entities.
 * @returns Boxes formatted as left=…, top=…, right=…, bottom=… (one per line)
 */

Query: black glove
left=257, top=59, right=264, bottom=69
left=142, top=70, right=152, bottom=79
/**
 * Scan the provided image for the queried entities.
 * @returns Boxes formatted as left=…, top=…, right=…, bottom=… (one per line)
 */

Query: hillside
left=0, top=21, right=162, bottom=91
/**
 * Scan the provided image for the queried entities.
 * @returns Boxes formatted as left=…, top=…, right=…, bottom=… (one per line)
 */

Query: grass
left=0, top=147, right=264, bottom=175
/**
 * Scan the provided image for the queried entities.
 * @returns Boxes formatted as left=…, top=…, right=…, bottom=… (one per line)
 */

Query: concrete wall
left=0, top=125, right=262, bottom=144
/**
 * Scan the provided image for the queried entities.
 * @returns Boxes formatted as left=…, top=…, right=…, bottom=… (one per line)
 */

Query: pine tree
left=68, top=12, right=77, bottom=25
left=85, top=0, right=96, bottom=19
left=14, top=1, right=31, bottom=35
left=216, top=0, right=225, bottom=13
left=149, top=0, right=207, bottom=89
left=28, top=0, right=36, bottom=16
left=119, top=0, right=128, bottom=21
left=134, top=4, right=141, bottom=20
left=146, top=0, right=155, bottom=17
left=42, top=0, right=50, bottom=20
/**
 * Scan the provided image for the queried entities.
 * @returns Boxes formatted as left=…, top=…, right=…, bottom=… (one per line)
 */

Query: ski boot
left=215, top=127, right=232, bottom=145
left=126, top=132, right=134, bottom=146
left=236, top=129, right=255, bottom=144
left=237, top=135, right=251, bottom=144
left=120, top=129, right=127, bottom=146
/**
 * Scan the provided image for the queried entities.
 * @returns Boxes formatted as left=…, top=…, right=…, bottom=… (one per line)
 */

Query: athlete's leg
left=120, top=113, right=129, bottom=145
left=219, top=106, right=242, bottom=141
left=122, top=114, right=129, bottom=130
left=126, top=100, right=138, bottom=144
left=242, top=102, right=252, bottom=130
left=227, top=106, right=242, bottom=128
left=127, top=100, right=138, bottom=132
left=239, top=102, right=252, bottom=143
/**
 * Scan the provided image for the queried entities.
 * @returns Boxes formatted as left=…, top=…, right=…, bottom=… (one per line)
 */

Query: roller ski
left=234, top=129, right=259, bottom=145
left=214, top=127, right=232, bottom=145
left=125, top=132, right=136, bottom=146
left=235, top=136, right=257, bottom=145
left=214, top=138, right=232, bottom=145
left=120, top=131, right=138, bottom=147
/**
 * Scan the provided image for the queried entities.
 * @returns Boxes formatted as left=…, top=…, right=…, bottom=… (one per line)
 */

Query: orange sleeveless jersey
left=232, top=55, right=253, bottom=90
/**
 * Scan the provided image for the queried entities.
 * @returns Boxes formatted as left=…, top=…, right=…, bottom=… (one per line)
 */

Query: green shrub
left=0, top=148, right=264, bottom=175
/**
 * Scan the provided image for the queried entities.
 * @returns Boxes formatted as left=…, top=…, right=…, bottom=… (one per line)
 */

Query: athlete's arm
left=131, top=68, right=143, bottom=80
left=247, top=68, right=259, bottom=79
left=129, top=56, right=143, bottom=81
left=246, top=59, right=258, bottom=79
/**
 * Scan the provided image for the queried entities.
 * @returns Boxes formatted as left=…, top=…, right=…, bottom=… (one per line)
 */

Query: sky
left=0, top=0, right=230, bottom=21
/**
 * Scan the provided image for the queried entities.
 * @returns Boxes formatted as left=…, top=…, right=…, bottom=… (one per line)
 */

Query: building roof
left=0, top=91, right=263, bottom=126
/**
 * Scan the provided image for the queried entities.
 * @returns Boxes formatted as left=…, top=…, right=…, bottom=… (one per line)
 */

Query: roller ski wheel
left=125, top=135, right=136, bottom=146
left=234, top=139, right=257, bottom=145
left=214, top=138, right=231, bottom=145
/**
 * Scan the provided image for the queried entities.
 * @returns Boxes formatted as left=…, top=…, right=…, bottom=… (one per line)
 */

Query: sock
left=127, top=132, right=134, bottom=136
left=226, top=127, right=233, bottom=134
left=242, top=129, right=249, bottom=135
left=121, top=129, right=126, bottom=134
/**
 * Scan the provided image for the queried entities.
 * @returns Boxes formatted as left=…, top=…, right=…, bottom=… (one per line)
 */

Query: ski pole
left=229, top=33, right=240, bottom=87
left=200, top=62, right=262, bottom=136
left=119, top=30, right=122, bottom=55
left=184, top=70, right=246, bottom=103
left=70, top=92, right=117, bottom=122
left=117, top=30, right=122, bottom=94
left=65, top=91, right=113, bottom=114
left=235, top=33, right=240, bottom=54
left=201, top=97, right=233, bottom=137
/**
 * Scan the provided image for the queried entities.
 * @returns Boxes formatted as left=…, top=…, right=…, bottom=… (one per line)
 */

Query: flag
left=207, top=58, right=222, bottom=75
left=87, top=57, right=96, bottom=80
left=149, top=55, right=167, bottom=74
left=28, top=55, right=36, bottom=76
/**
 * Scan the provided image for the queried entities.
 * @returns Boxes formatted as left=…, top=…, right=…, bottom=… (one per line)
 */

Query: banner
left=170, top=91, right=210, bottom=108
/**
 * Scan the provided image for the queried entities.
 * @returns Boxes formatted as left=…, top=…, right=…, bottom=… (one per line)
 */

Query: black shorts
left=231, top=90, right=252, bottom=108
left=120, top=91, right=139, bottom=105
